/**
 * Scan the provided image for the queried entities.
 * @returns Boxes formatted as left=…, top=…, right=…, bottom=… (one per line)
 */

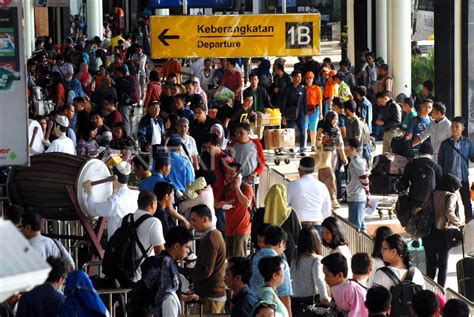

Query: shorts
left=305, top=107, right=320, bottom=132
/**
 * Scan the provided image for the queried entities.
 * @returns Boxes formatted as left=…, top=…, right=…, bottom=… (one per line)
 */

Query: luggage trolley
left=256, top=109, right=297, bottom=165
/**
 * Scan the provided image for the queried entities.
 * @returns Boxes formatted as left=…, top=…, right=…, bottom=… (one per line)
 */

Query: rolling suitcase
left=369, top=173, right=401, bottom=195
left=457, top=229, right=474, bottom=301
left=372, top=153, right=409, bottom=175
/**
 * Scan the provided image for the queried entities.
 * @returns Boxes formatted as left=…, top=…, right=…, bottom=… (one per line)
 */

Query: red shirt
left=210, top=151, right=229, bottom=202
left=105, top=110, right=123, bottom=129
left=144, top=81, right=162, bottom=107
left=224, top=183, right=253, bottom=236
left=222, top=70, right=243, bottom=100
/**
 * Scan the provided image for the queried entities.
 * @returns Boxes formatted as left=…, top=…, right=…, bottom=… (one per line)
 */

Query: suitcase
left=272, top=128, right=295, bottom=148
left=369, top=173, right=401, bottom=195
left=457, top=230, right=474, bottom=301
left=372, top=153, right=409, bottom=175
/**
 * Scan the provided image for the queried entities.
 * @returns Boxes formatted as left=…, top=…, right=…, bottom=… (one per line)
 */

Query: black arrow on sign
left=158, top=28, right=180, bottom=46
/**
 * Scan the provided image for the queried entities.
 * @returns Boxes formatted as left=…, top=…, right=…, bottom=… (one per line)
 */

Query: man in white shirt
left=137, top=101, right=164, bottom=152
left=177, top=117, right=199, bottom=170
left=412, top=101, right=451, bottom=161
left=44, top=116, right=75, bottom=155
left=130, top=45, right=147, bottom=99
left=287, top=156, right=331, bottom=237
left=131, top=190, right=165, bottom=281
left=52, top=54, right=74, bottom=82
left=83, top=161, right=138, bottom=239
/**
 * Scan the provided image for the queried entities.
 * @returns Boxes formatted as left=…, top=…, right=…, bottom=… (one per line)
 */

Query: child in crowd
left=351, top=252, right=372, bottom=287
left=364, top=285, right=392, bottom=316
left=321, top=253, right=368, bottom=317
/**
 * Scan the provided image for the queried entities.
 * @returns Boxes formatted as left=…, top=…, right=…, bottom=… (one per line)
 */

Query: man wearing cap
left=282, top=70, right=307, bottom=153
left=401, top=142, right=442, bottom=208
left=438, top=116, right=474, bottom=221
left=44, top=116, right=75, bottom=155
left=333, top=71, right=353, bottom=102
left=83, top=161, right=138, bottom=239
left=137, top=100, right=165, bottom=152
left=304, top=71, right=323, bottom=151
left=167, top=134, right=195, bottom=192
left=287, top=157, right=331, bottom=237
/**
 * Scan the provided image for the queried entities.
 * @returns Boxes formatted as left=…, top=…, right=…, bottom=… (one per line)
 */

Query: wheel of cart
left=375, top=195, right=398, bottom=219
left=265, top=148, right=296, bottom=165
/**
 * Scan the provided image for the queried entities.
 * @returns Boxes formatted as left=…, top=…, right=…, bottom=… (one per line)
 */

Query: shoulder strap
left=133, top=213, right=153, bottom=258
left=380, top=267, right=401, bottom=285
left=52, top=238, right=66, bottom=259
left=404, top=266, right=416, bottom=282
left=446, top=140, right=469, bottom=165
left=349, top=279, right=369, bottom=290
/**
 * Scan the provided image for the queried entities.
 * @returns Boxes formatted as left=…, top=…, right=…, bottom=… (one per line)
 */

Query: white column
left=387, top=0, right=392, bottom=67
left=282, top=0, right=287, bottom=14
left=24, top=0, right=35, bottom=58
left=391, top=0, right=411, bottom=96
left=375, top=0, right=387, bottom=61
left=97, top=0, right=103, bottom=39
left=155, top=9, right=170, bottom=16
left=87, top=0, right=100, bottom=38
left=367, top=0, right=372, bottom=51
left=183, top=0, right=188, bottom=15
left=252, top=0, right=260, bottom=14
left=347, top=0, right=355, bottom=64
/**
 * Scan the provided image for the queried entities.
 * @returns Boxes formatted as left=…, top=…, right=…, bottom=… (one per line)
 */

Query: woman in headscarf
left=316, top=111, right=348, bottom=209
left=59, top=270, right=108, bottom=317
left=193, top=76, right=208, bottom=107
left=422, top=173, right=463, bottom=287
left=76, top=62, right=92, bottom=97
left=210, top=123, right=228, bottom=150
left=252, top=184, right=301, bottom=264
left=67, top=78, right=89, bottom=104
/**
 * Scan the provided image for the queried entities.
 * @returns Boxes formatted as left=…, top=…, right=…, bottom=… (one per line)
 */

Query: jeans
left=215, top=208, right=226, bottom=235
left=362, top=144, right=372, bottom=169
left=422, top=228, right=449, bottom=287
left=287, top=115, right=307, bottom=151
left=348, top=201, right=367, bottom=231
left=460, top=181, right=473, bottom=221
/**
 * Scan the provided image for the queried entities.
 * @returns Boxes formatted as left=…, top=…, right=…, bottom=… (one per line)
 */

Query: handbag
left=405, top=192, right=434, bottom=238
left=445, top=226, right=462, bottom=249
left=313, top=149, right=333, bottom=170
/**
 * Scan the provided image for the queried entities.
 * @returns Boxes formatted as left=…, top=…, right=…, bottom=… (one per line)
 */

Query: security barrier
left=445, top=288, right=474, bottom=315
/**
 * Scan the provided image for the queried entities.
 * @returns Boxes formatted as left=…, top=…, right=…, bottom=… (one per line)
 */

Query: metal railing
left=264, top=168, right=450, bottom=297
left=445, top=288, right=474, bottom=315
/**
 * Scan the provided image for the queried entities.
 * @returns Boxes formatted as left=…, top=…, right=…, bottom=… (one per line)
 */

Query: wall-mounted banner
left=0, top=1, right=29, bottom=166
left=151, top=13, right=320, bottom=58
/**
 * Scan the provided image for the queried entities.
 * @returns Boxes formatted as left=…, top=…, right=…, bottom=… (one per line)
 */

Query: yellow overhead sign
left=150, top=14, right=320, bottom=58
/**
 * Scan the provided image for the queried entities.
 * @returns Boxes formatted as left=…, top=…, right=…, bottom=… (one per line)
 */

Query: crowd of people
left=0, top=12, right=471, bottom=316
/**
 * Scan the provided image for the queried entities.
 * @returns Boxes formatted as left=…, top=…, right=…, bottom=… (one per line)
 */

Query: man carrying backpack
left=115, top=66, right=137, bottom=137
left=400, top=142, right=442, bottom=208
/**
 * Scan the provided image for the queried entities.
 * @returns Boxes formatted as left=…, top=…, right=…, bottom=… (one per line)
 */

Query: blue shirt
left=358, top=97, right=373, bottom=133
left=231, top=286, right=260, bottom=317
left=250, top=248, right=293, bottom=297
left=167, top=152, right=195, bottom=191
left=138, top=172, right=167, bottom=192
left=16, top=283, right=65, bottom=317
left=438, top=136, right=474, bottom=182
left=407, top=116, right=431, bottom=138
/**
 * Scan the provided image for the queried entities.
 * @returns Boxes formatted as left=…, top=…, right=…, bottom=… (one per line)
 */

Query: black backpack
left=380, top=266, right=423, bottom=317
left=102, top=213, right=151, bottom=287
left=409, top=163, right=436, bottom=202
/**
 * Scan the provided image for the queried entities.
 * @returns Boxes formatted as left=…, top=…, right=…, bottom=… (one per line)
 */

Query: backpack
left=102, top=213, right=151, bottom=287
left=380, top=266, right=423, bottom=317
left=408, top=163, right=436, bottom=202
left=405, top=192, right=434, bottom=238
left=361, top=121, right=371, bottom=145
left=395, top=194, right=412, bottom=227
left=391, top=136, right=414, bottom=159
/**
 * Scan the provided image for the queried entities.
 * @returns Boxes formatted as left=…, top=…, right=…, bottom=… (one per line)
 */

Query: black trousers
left=460, top=181, right=473, bottom=222
left=422, top=228, right=449, bottom=287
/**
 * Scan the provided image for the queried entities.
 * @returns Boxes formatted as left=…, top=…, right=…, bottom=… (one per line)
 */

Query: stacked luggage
left=369, top=153, right=409, bottom=195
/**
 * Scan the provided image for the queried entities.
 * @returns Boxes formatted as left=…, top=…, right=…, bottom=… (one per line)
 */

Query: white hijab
left=210, top=123, right=228, bottom=150
left=193, top=76, right=208, bottom=107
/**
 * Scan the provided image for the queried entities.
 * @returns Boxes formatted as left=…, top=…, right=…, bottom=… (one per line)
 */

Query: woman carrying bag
left=422, top=173, right=464, bottom=287
left=315, top=111, right=348, bottom=209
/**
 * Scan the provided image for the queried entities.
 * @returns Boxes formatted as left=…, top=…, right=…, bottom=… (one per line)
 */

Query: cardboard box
left=272, top=129, right=295, bottom=148
left=257, top=112, right=271, bottom=126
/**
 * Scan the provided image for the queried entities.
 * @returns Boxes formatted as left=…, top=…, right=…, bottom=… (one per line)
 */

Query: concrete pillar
left=24, top=0, right=35, bottom=58
left=155, top=9, right=170, bottom=16
left=87, top=0, right=101, bottom=38
left=98, top=0, right=103, bottom=39
left=386, top=0, right=392, bottom=67
left=347, top=0, right=355, bottom=64
left=183, top=0, right=188, bottom=15
left=461, top=0, right=474, bottom=138
left=454, top=0, right=462, bottom=116
left=282, top=0, right=287, bottom=14
left=252, top=0, right=261, bottom=14
left=375, top=0, right=387, bottom=61
left=391, top=0, right=411, bottom=96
